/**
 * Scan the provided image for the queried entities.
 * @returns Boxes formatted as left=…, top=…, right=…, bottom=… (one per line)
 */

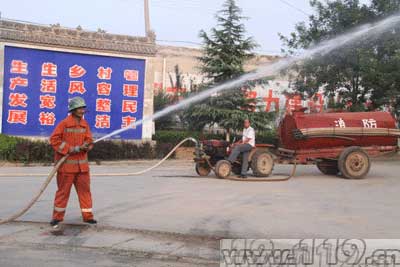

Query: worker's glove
left=80, top=143, right=90, bottom=152
left=68, top=146, right=81, bottom=154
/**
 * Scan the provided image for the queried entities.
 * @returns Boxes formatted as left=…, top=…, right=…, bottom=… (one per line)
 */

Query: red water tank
left=278, top=111, right=398, bottom=150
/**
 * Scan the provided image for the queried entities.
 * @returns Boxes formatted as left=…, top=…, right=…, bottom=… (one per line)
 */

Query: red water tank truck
left=194, top=110, right=399, bottom=179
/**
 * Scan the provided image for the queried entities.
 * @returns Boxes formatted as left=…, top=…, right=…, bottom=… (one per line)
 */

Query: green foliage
left=153, top=91, right=176, bottom=130
left=253, top=130, right=278, bottom=146
left=153, top=130, right=277, bottom=146
left=280, top=0, right=400, bottom=115
left=184, top=103, right=275, bottom=132
left=183, top=0, right=274, bottom=134
left=0, top=134, right=20, bottom=161
left=153, top=131, right=225, bottom=147
left=0, top=134, right=53, bottom=163
left=0, top=134, right=173, bottom=163
left=198, top=0, right=257, bottom=83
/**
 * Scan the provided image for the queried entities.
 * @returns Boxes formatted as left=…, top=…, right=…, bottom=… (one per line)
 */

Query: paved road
left=0, top=159, right=399, bottom=266
left=0, top=222, right=217, bottom=267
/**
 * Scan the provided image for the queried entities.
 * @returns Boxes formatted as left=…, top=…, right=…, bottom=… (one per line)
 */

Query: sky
left=0, top=0, right=369, bottom=55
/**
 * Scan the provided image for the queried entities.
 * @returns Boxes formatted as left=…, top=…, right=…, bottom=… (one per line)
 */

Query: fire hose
left=0, top=137, right=296, bottom=225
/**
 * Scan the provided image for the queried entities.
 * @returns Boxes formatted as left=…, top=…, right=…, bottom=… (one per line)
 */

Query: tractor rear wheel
left=251, top=150, right=274, bottom=177
left=195, top=163, right=211, bottom=176
left=316, top=160, right=339, bottom=175
left=215, top=160, right=232, bottom=179
left=338, top=146, right=370, bottom=179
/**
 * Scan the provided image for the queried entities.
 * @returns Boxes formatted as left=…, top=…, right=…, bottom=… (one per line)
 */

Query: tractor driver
left=228, top=119, right=255, bottom=178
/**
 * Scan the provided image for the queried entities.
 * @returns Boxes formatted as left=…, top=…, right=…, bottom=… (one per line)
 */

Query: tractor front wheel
left=195, top=163, right=211, bottom=176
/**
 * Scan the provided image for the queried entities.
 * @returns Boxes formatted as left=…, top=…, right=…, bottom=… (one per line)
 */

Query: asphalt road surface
left=0, top=159, right=399, bottom=266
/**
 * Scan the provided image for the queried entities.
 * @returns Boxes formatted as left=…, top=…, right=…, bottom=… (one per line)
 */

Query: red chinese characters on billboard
left=95, top=114, right=111, bottom=129
left=10, top=60, right=28, bottom=74
left=40, top=95, right=56, bottom=109
left=245, top=88, right=325, bottom=113
left=97, top=67, right=112, bottom=80
left=40, top=79, right=57, bottom=93
left=122, top=116, right=136, bottom=129
left=121, top=70, right=140, bottom=128
left=123, top=84, right=139, bottom=97
left=38, top=62, right=58, bottom=126
left=124, top=70, right=138, bottom=81
left=7, top=110, right=28, bottom=125
left=263, top=90, right=280, bottom=112
left=96, top=98, right=111, bottom=113
left=7, top=59, right=29, bottom=125
left=93, top=67, right=139, bottom=129
left=122, top=100, right=138, bottom=113
left=69, top=65, right=86, bottom=78
left=68, top=81, right=86, bottom=94
left=97, top=83, right=112, bottom=96
left=9, top=93, right=28, bottom=108
left=41, top=62, right=57, bottom=77
left=9, top=77, right=28, bottom=90
left=39, top=112, right=56, bottom=126
left=95, top=67, right=112, bottom=129
left=3, top=46, right=145, bottom=139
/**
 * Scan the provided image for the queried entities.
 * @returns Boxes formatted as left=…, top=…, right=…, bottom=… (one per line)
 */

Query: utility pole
left=144, top=0, right=151, bottom=36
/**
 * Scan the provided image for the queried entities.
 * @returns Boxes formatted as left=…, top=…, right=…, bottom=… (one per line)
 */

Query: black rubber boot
left=84, top=219, right=97, bottom=225
left=50, top=219, right=61, bottom=228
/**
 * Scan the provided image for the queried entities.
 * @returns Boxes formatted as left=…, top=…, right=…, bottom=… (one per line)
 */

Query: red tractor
left=194, top=110, right=399, bottom=179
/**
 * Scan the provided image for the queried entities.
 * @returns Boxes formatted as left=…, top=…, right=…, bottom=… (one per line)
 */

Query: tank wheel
left=316, top=160, right=339, bottom=175
left=338, top=146, right=371, bottom=179
left=251, top=150, right=274, bottom=177
left=195, top=163, right=211, bottom=176
left=215, top=160, right=232, bottom=179
left=231, top=163, right=242, bottom=175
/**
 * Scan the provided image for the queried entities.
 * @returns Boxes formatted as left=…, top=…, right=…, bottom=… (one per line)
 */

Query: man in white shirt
left=228, top=119, right=255, bottom=178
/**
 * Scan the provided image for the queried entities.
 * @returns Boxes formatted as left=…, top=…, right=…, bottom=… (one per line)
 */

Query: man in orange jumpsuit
left=49, top=96, right=97, bottom=228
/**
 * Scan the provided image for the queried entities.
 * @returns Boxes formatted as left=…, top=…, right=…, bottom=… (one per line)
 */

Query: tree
left=280, top=0, right=400, bottom=115
left=153, top=91, right=176, bottom=130
left=184, top=0, right=274, bottom=139
left=362, top=0, right=400, bottom=115
left=168, top=65, right=184, bottom=101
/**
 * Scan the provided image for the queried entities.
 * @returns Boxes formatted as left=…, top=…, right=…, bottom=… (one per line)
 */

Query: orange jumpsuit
left=50, top=114, right=94, bottom=221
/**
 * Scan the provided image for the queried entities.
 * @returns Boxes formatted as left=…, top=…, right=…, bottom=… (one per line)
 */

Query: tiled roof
left=0, top=20, right=157, bottom=56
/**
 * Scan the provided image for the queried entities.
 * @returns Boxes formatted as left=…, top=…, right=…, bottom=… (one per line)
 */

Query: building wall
left=152, top=45, right=282, bottom=93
